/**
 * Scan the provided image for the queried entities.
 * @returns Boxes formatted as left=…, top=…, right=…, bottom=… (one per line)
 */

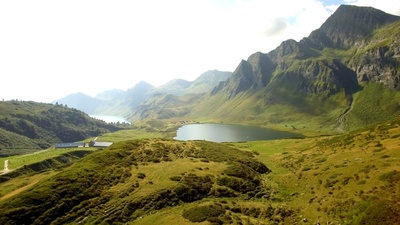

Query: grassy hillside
left=190, top=86, right=348, bottom=135
left=0, top=139, right=271, bottom=225
left=345, top=82, right=400, bottom=128
left=1, top=115, right=400, bottom=224
left=0, top=100, right=120, bottom=156
left=234, top=118, right=400, bottom=224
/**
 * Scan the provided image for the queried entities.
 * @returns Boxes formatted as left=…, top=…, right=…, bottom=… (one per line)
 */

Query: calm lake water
left=90, top=115, right=130, bottom=124
left=174, top=123, right=302, bottom=142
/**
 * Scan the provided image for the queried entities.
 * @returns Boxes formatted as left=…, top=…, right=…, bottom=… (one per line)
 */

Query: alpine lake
left=174, top=123, right=303, bottom=142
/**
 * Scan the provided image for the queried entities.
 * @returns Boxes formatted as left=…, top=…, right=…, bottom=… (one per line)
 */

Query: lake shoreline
left=174, top=123, right=304, bottom=142
left=90, top=115, right=130, bottom=124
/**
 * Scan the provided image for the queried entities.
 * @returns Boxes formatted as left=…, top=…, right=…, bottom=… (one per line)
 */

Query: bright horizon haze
left=1, top=0, right=399, bottom=103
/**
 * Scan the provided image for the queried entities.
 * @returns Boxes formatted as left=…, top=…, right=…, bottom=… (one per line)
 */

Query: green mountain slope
left=0, top=100, right=120, bottom=156
left=132, top=5, right=400, bottom=133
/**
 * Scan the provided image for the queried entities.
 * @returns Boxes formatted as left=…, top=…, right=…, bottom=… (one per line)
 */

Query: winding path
left=0, top=160, right=9, bottom=175
left=338, top=96, right=354, bottom=132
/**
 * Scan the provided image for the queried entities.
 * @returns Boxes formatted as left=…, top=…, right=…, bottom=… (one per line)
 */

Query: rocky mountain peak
left=212, top=52, right=275, bottom=99
left=304, top=4, right=400, bottom=49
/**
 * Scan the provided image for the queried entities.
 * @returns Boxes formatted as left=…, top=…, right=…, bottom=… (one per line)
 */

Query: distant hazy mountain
left=95, top=89, right=126, bottom=101
left=186, top=70, right=232, bottom=94
left=154, top=70, right=232, bottom=95
left=54, top=92, right=106, bottom=115
left=55, top=70, right=231, bottom=118
left=155, top=79, right=192, bottom=95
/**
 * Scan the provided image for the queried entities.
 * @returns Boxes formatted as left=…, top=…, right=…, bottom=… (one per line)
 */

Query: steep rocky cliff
left=131, top=5, right=400, bottom=131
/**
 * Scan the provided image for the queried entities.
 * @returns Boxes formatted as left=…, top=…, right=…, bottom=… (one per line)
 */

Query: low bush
left=182, top=204, right=225, bottom=222
left=169, top=176, right=182, bottom=181
left=136, top=173, right=146, bottom=179
left=379, top=170, right=400, bottom=182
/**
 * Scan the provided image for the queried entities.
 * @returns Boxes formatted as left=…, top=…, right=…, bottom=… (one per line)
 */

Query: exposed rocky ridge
left=213, top=5, right=400, bottom=101
left=304, top=5, right=400, bottom=49
left=133, top=5, right=400, bottom=130
left=349, top=21, right=400, bottom=89
left=213, top=53, right=275, bottom=99
left=268, top=59, right=359, bottom=97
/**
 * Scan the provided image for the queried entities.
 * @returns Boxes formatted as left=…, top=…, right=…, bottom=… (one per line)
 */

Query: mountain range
left=56, top=5, right=400, bottom=133
left=130, top=5, right=400, bottom=132
left=2, top=5, right=400, bottom=225
left=55, top=70, right=232, bottom=117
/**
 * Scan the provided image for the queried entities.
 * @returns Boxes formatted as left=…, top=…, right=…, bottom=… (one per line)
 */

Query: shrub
left=182, top=204, right=225, bottom=222
left=379, top=170, right=400, bottom=182
left=356, top=199, right=400, bottom=225
left=137, top=173, right=146, bottom=179
left=224, top=162, right=257, bottom=180
left=169, top=176, right=182, bottom=181
left=207, top=217, right=223, bottom=224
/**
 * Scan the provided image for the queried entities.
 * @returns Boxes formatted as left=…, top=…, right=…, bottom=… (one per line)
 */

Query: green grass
left=0, top=139, right=272, bottom=224
left=1, top=116, right=400, bottom=224
left=0, top=147, right=97, bottom=171
left=0, top=171, right=59, bottom=201
left=0, top=100, right=120, bottom=156
left=346, top=82, right=400, bottom=128
left=94, top=128, right=165, bottom=142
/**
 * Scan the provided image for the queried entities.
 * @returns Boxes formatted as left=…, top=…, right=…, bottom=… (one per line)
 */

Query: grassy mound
left=0, top=139, right=270, bottom=225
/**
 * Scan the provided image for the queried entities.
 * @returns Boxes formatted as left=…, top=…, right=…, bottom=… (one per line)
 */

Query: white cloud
left=1, top=0, right=396, bottom=102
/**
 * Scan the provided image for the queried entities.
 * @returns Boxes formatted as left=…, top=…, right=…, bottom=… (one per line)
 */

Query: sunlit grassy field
left=0, top=147, right=97, bottom=171
left=1, top=118, right=400, bottom=224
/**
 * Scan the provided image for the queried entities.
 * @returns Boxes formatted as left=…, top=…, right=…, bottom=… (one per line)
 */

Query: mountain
left=54, top=92, right=107, bottom=115
left=154, top=70, right=232, bottom=95
left=304, top=5, right=400, bottom=49
left=186, top=70, right=232, bottom=94
left=134, top=5, right=400, bottom=132
left=0, top=100, right=120, bottom=156
left=155, top=79, right=192, bottom=95
left=124, top=81, right=155, bottom=109
left=55, top=81, right=155, bottom=117
left=95, top=89, right=126, bottom=101
left=55, top=71, right=231, bottom=119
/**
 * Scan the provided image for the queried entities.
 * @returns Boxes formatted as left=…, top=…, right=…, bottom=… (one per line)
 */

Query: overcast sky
left=1, top=0, right=399, bottom=103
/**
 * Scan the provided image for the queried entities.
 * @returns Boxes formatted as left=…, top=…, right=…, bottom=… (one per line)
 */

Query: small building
left=89, top=140, right=113, bottom=149
left=55, top=142, right=85, bottom=149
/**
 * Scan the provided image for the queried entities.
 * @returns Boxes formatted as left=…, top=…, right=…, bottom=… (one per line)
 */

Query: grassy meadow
left=1, top=118, right=400, bottom=224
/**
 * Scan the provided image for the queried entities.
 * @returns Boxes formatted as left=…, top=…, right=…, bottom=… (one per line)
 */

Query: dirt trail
left=338, top=96, right=354, bottom=132
left=0, top=179, right=40, bottom=201
left=0, top=160, right=9, bottom=175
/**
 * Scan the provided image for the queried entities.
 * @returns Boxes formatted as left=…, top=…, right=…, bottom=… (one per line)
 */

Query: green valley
left=1, top=4, right=400, bottom=225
